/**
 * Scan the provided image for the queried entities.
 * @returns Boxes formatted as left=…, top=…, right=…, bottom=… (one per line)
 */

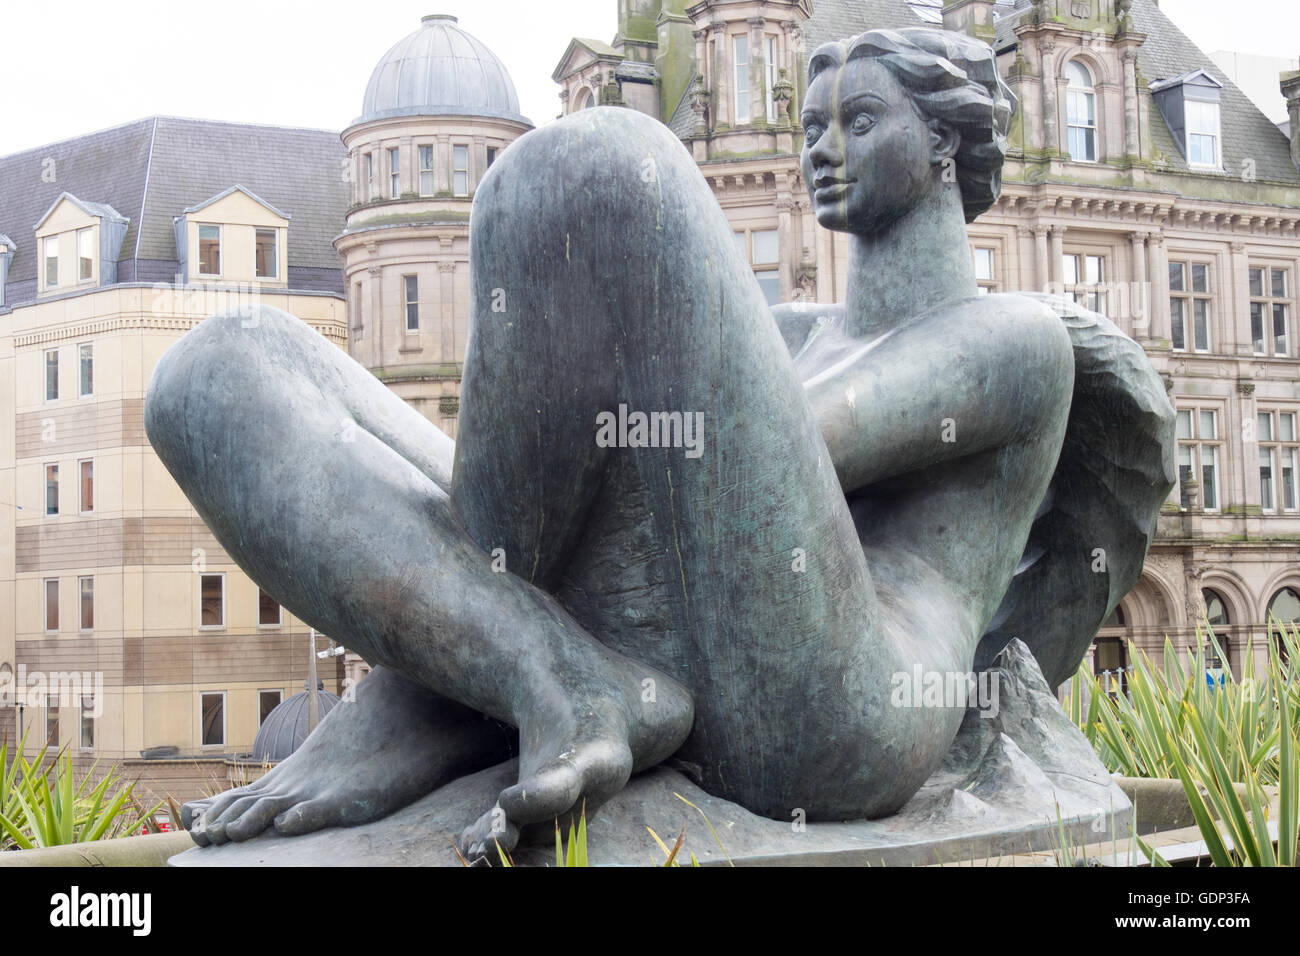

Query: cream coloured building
left=0, top=118, right=350, bottom=792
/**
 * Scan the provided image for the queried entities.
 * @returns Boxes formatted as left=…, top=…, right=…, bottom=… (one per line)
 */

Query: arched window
left=1101, top=604, right=1126, bottom=628
left=1093, top=635, right=1127, bottom=695
left=1065, top=60, right=1097, bottom=162
left=576, top=89, right=595, bottom=111
left=1268, top=586, right=1300, bottom=660
left=1202, top=588, right=1229, bottom=669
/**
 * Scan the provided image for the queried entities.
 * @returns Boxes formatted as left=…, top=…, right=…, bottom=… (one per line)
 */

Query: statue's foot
left=459, top=665, right=694, bottom=862
left=183, top=667, right=514, bottom=846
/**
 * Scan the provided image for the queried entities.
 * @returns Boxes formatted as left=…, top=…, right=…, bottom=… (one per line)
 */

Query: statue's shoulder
left=770, top=301, right=845, bottom=357
left=931, top=293, right=1073, bottom=361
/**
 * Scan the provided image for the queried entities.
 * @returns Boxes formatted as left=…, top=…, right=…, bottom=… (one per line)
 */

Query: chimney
left=943, top=0, right=997, bottom=44
left=1282, top=67, right=1300, bottom=169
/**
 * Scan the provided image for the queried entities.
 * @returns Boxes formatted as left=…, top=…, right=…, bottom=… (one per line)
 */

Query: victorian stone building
left=554, top=0, right=1300, bottom=679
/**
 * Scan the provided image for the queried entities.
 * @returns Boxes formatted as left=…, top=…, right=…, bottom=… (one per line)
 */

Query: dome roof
left=252, top=687, right=343, bottom=762
left=359, top=15, right=530, bottom=126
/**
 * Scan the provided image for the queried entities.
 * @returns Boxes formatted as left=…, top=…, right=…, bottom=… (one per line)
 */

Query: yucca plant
left=1065, top=619, right=1300, bottom=866
left=0, top=733, right=160, bottom=850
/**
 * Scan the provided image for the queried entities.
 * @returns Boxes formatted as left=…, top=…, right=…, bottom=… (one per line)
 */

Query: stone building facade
left=553, top=0, right=1300, bottom=679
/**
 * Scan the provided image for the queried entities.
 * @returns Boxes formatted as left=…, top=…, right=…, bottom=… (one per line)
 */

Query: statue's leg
left=452, top=107, right=972, bottom=823
left=145, top=305, right=694, bottom=852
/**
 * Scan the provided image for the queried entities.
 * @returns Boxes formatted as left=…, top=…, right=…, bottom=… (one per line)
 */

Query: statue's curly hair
left=807, top=28, right=1017, bottom=223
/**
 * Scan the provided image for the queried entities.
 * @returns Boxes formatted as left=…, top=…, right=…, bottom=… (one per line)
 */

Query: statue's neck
left=844, top=184, right=977, bottom=339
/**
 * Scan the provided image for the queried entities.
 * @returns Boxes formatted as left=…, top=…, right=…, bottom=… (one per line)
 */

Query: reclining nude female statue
left=147, top=27, right=1173, bottom=859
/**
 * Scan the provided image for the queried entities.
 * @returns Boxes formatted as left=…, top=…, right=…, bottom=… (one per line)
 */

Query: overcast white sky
left=0, top=0, right=1294, bottom=155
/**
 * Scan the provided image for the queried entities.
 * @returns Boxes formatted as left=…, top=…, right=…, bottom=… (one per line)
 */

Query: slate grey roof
left=34, top=192, right=128, bottom=230
left=668, top=78, right=699, bottom=140
left=801, top=0, right=1299, bottom=187
left=0, top=116, right=349, bottom=305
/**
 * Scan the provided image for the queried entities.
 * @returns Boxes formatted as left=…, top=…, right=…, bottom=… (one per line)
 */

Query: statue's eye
left=850, top=113, right=875, bottom=135
left=803, top=123, right=823, bottom=145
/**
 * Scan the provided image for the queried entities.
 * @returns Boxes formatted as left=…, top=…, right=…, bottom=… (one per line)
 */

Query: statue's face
left=800, top=57, right=937, bottom=236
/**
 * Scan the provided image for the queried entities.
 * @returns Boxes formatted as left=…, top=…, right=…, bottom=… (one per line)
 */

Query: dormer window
left=1186, top=100, right=1221, bottom=167
left=198, top=225, right=221, bottom=276
left=45, top=236, right=59, bottom=287
left=1065, top=61, right=1097, bottom=162
left=255, top=228, right=278, bottom=279
left=77, top=228, right=93, bottom=281
left=1150, top=69, right=1224, bottom=171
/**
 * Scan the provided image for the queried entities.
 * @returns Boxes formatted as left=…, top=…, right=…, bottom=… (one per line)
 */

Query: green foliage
left=1065, top=619, right=1300, bottom=866
left=1, top=734, right=161, bottom=850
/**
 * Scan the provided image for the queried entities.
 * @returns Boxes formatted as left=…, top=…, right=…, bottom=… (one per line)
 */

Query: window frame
left=77, top=227, right=93, bottom=282
left=418, top=144, right=435, bottom=197
left=1169, top=259, right=1212, bottom=353
left=44, top=235, right=59, bottom=288
left=254, top=227, right=278, bottom=279
left=388, top=146, right=401, bottom=200
left=735, top=227, right=781, bottom=306
left=45, top=462, right=59, bottom=516
left=200, top=691, right=227, bottom=748
left=1249, top=265, right=1290, bottom=357
left=78, top=458, right=93, bottom=515
left=199, top=573, right=226, bottom=630
left=1258, top=409, right=1298, bottom=513
left=733, top=34, right=751, bottom=123
left=258, top=587, right=282, bottom=627
left=972, top=246, right=997, bottom=294
left=1184, top=98, right=1221, bottom=169
left=452, top=145, right=469, bottom=197
left=78, top=342, right=93, bottom=398
left=45, top=348, right=59, bottom=402
left=1176, top=406, right=1223, bottom=511
left=1062, top=251, right=1107, bottom=312
left=1064, top=60, right=1098, bottom=163
left=78, top=575, right=94, bottom=631
left=197, top=223, right=222, bottom=277
left=44, top=578, right=59, bottom=633
left=80, top=694, right=95, bottom=751
left=765, top=35, right=779, bottom=123
left=404, top=274, right=419, bottom=332
left=258, top=689, right=283, bottom=727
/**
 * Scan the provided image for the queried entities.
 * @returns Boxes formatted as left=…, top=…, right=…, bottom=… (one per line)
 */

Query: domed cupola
left=358, top=14, right=530, bottom=125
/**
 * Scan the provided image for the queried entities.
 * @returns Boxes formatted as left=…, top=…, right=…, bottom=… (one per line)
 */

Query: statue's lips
left=813, top=179, right=855, bottom=202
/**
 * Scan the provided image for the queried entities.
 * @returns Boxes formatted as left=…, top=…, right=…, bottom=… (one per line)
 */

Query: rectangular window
left=351, top=281, right=363, bottom=334
left=765, top=36, right=779, bottom=123
left=258, top=588, right=281, bottom=626
left=419, top=144, right=435, bottom=196
left=389, top=147, right=401, bottom=199
left=404, top=275, right=419, bottom=332
left=1066, top=87, right=1097, bottom=161
left=77, top=227, right=93, bottom=281
left=79, top=459, right=93, bottom=514
left=1249, top=266, right=1289, bottom=356
left=45, top=236, right=59, bottom=287
left=1177, top=407, right=1221, bottom=510
left=200, top=692, right=225, bottom=747
left=45, top=349, right=58, bottom=401
left=80, top=695, right=95, bottom=750
left=78, top=342, right=93, bottom=397
left=200, top=574, right=224, bottom=628
left=973, top=247, right=996, bottom=294
left=486, top=147, right=498, bottom=168
left=739, top=228, right=780, bottom=306
left=1185, top=99, right=1220, bottom=168
left=366, top=153, right=376, bottom=200
left=79, top=576, right=94, bottom=630
left=198, top=224, right=221, bottom=276
left=1169, top=260, right=1211, bottom=352
left=1063, top=253, right=1106, bottom=312
left=255, top=228, right=278, bottom=279
left=1259, top=409, right=1299, bottom=512
left=45, top=463, right=59, bottom=516
left=45, top=578, right=59, bottom=632
left=452, top=145, right=469, bottom=197
left=259, top=690, right=282, bottom=727
left=734, top=36, right=750, bottom=122
left=45, top=699, right=59, bottom=749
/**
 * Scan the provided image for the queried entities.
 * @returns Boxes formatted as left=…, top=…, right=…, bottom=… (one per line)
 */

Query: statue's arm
left=803, top=298, right=1074, bottom=494
left=770, top=302, right=843, bottom=358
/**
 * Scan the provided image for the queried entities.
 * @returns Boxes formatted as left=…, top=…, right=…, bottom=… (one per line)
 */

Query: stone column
left=1129, top=231, right=1149, bottom=340
left=439, top=260, right=456, bottom=363
left=713, top=21, right=730, bottom=129
left=776, top=192, right=793, bottom=301
left=368, top=264, right=382, bottom=360
left=1049, top=224, right=1065, bottom=286
left=1147, top=231, right=1170, bottom=345
left=749, top=17, right=765, bottom=125
left=1229, top=239, right=1250, bottom=355
left=1033, top=224, right=1050, bottom=292
left=1040, top=36, right=1058, bottom=154
left=1121, top=48, right=1141, bottom=160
